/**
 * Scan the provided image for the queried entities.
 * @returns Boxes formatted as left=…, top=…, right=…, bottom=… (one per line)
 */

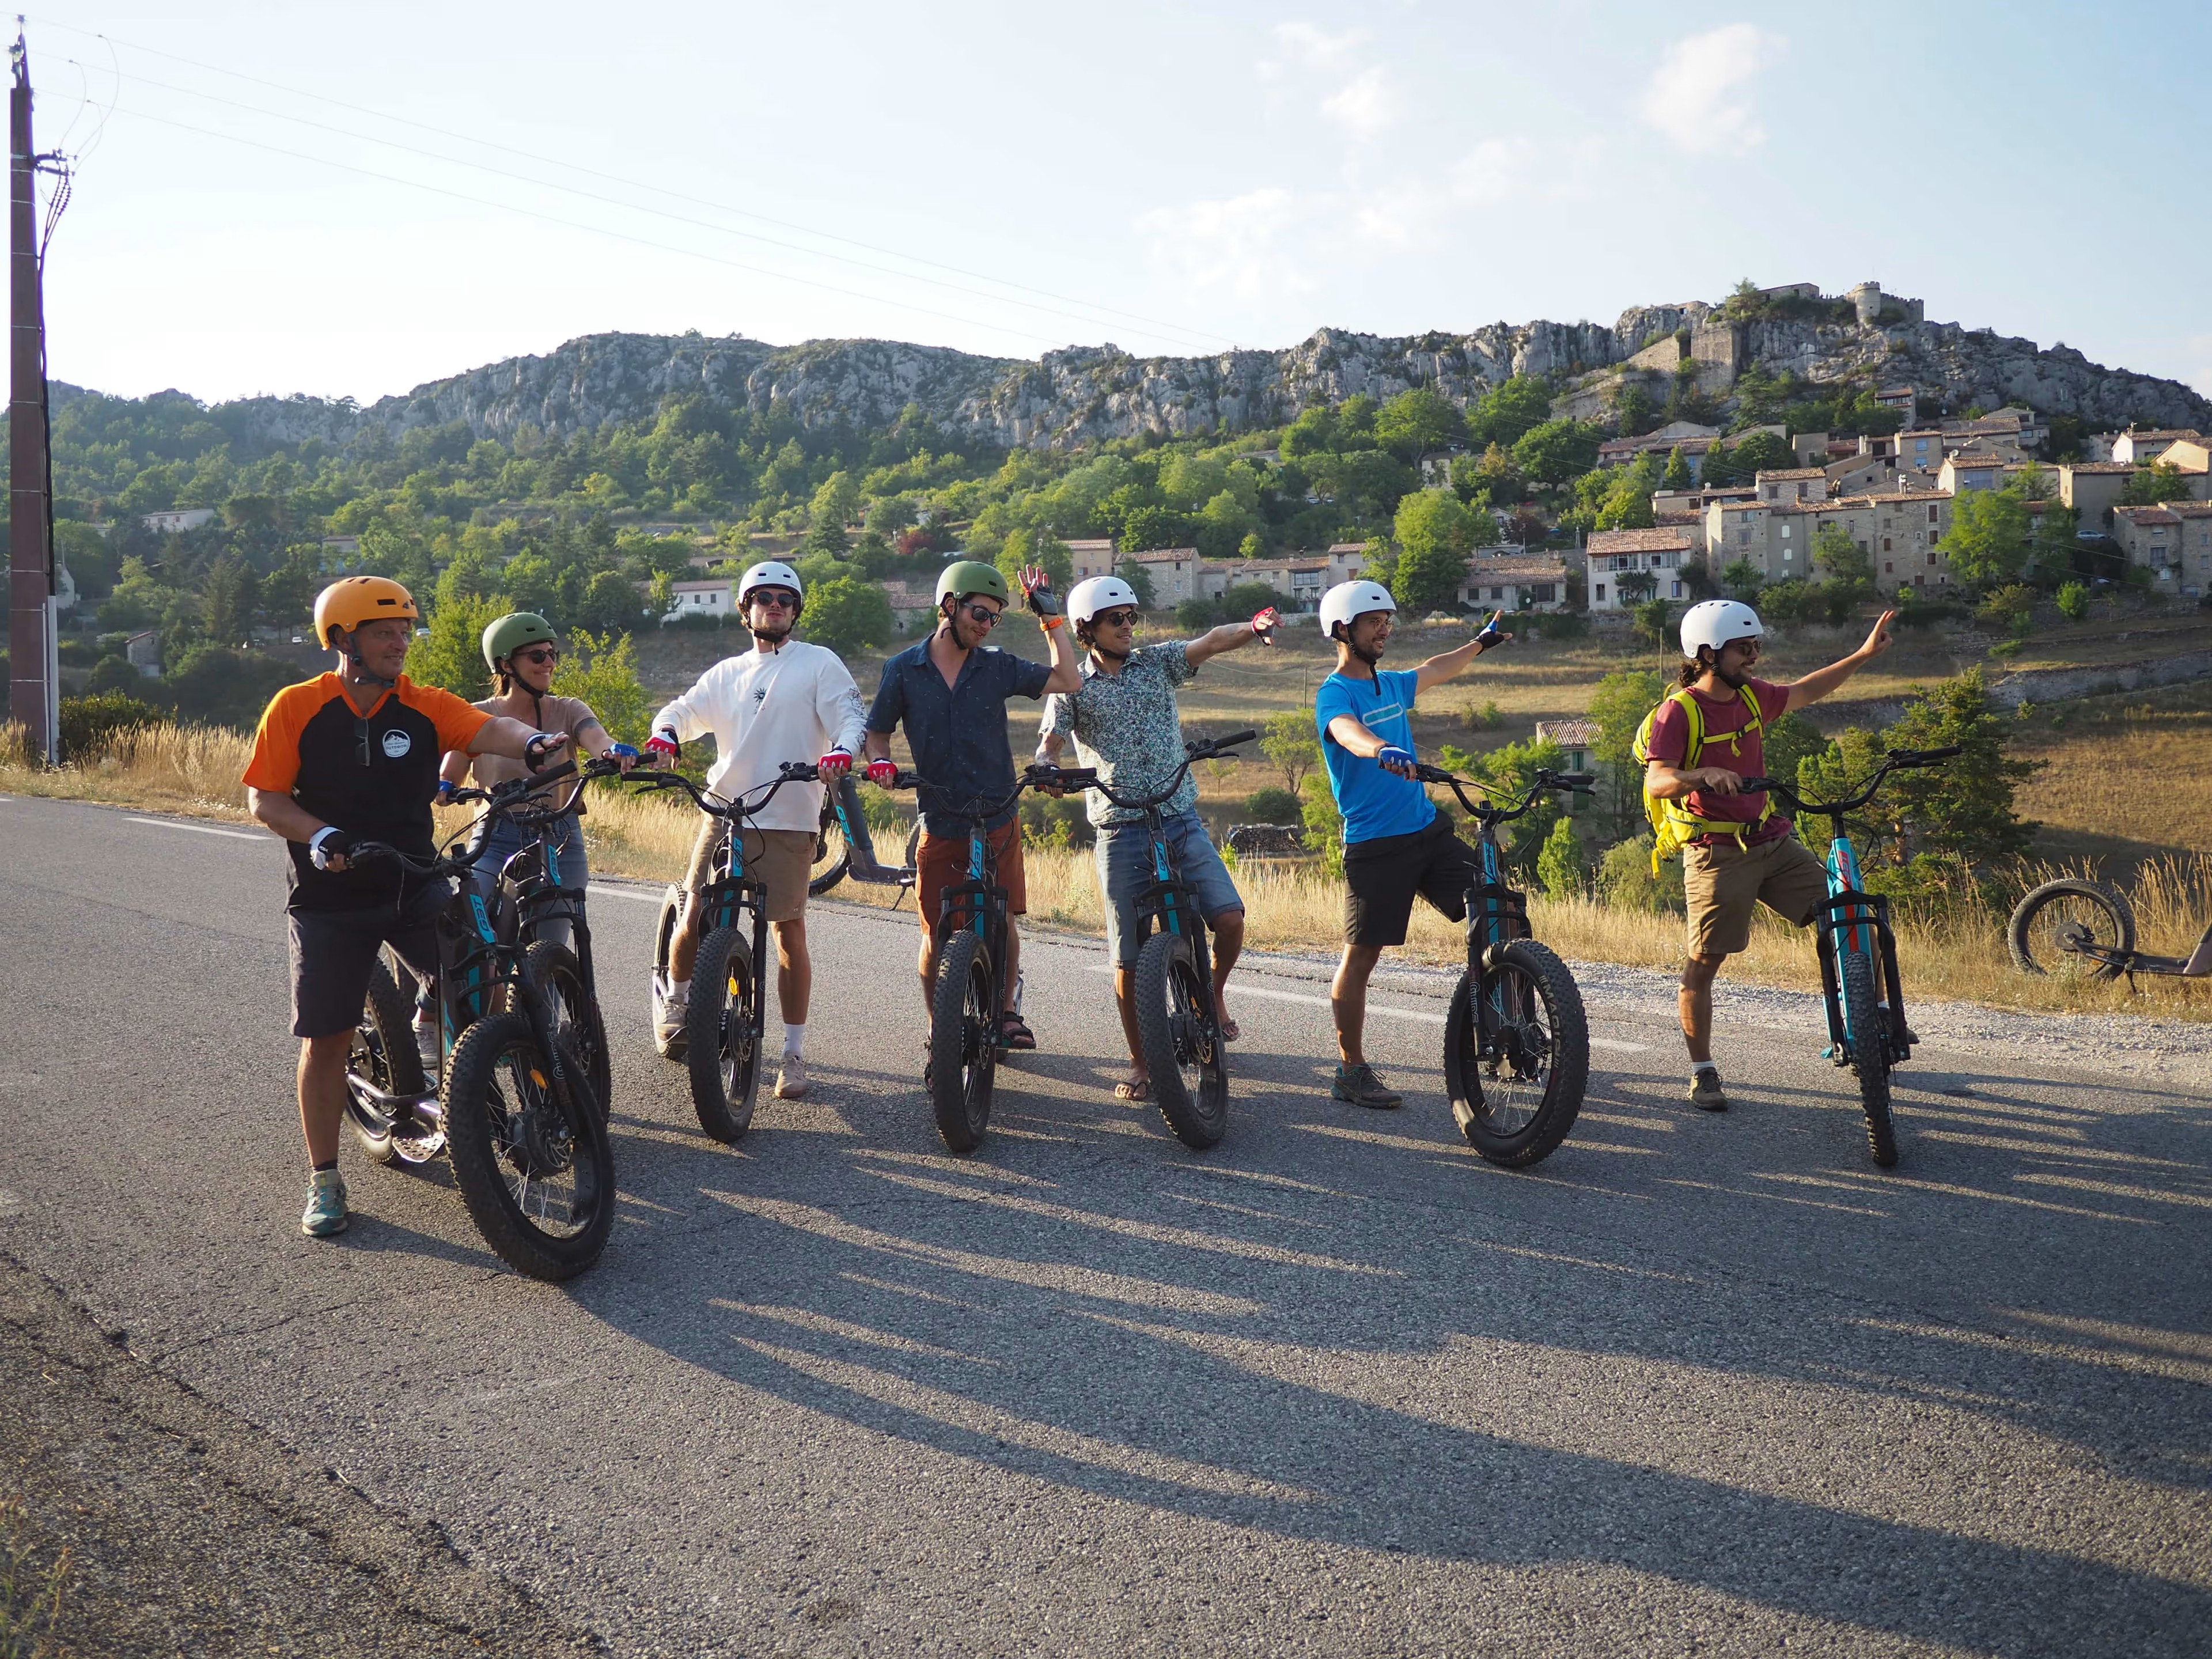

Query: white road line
left=127, top=816, right=264, bottom=842
left=588, top=884, right=664, bottom=904
left=1082, top=962, right=1646, bottom=1050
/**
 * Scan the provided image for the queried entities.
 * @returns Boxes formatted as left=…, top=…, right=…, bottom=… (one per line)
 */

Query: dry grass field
left=9, top=714, right=2208, bottom=1021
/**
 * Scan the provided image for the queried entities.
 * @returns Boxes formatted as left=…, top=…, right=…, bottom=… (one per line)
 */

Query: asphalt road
left=2, top=792, right=2208, bottom=1658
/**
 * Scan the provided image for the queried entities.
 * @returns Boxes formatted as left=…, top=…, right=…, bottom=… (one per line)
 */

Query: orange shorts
left=915, top=820, right=1026, bottom=935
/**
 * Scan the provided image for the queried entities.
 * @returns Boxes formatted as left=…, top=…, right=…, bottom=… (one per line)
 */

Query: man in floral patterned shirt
left=1036, top=577, right=1279, bottom=1100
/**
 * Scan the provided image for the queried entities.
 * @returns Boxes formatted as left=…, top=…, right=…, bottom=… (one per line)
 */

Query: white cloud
left=1260, top=21, right=1369, bottom=78
left=1320, top=66, right=1395, bottom=137
left=1451, top=138, right=1537, bottom=205
left=1639, top=24, right=1785, bottom=156
left=1138, top=187, right=1314, bottom=302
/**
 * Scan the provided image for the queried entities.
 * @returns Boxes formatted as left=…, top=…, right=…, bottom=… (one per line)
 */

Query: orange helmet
left=313, top=576, right=418, bottom=646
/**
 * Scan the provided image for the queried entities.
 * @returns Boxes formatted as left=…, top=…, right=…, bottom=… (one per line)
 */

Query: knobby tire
left=929, top=929, right=995, bottom=1154
left=807, top=793, right=853, bottom=896
left=1839, top=949, right=1899, bottom=1168
left=685, top=926, right=760, bottom=1142
left=343, top=956, right=431, bottom=1166
left=521, top=940, right=611, bottom=1120
left=1134, top=933, right=1229, bottom=1149
left=444, top=1011, right=615, bottom=1281
left=651, top=887, right=686, bottom=1061
left=1444, top=940, right=1589, bottom=1168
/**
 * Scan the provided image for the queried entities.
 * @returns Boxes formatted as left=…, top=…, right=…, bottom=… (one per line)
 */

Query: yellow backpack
left=1631, top=684, right=1776, bottom=872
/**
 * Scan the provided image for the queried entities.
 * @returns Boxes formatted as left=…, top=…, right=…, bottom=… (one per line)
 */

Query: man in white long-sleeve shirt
left=645, top=561, right=868, bottom=1099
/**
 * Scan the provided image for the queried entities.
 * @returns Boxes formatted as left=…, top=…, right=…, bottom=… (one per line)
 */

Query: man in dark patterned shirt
left=1036, top=577, right=1279, bottom=1101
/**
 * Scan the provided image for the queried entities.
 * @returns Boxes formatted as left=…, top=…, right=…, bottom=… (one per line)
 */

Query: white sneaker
left=412, top=1016, right=438, bottom=1076
left=775, top=1055, right=808, bottom=1100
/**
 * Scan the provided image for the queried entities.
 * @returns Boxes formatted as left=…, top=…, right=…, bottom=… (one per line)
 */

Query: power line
left=32, top=13, right=1241, bottom=354
left=67, top=59, right=1232, bottom=355
left=97, top=103, right=1088, bottom=355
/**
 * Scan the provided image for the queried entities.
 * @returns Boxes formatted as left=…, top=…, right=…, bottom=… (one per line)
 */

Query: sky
left=30, top=1, right=2212, bottom=407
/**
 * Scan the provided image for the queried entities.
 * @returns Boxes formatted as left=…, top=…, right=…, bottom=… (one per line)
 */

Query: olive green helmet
left=482, top=611, right=558, bottom=674
left=935, top=559, right=1009, bottom=608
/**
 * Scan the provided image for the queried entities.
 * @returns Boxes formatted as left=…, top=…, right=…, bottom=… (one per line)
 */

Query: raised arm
left=1783, top=610, right=1895, bottom=712
left=1325, top=712, right=1418, bottom=779
left=1185, top=605, right=1279, bottom=667
left=1412, top=611, right=1510, bottom=694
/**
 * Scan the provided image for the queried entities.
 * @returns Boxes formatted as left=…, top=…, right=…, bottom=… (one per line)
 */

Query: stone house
left=1858, top=493, right=1954, bottom=591
left=1754, top=468, right=1828, bottom=505
left=1827, top=453, right=1897, bottom=496
left=877, top=579, right=940, bottom=633
left=1586, top=527, right=1697, bottom=610
left=1127, top=548, right=1205, bottom=605
left=2058, top=463, right=2137, bottom=532
left=1456, top=556, right=1571, bottom=613
left=1938, top=453, right=2007, bottom=494
left=2110, top=427, right=2206, bottom=465
left=1532, top=719, right=1599, bottom=771
left=2111, top=504, right=2212, bottom=597
left=1065, top=539, right=1119, bottom=584
left=1899, top=429, right=1950, bottom=475
left=663, top=579, right=732, bottom=622
left=1874, top=384, right=1918, bottom=426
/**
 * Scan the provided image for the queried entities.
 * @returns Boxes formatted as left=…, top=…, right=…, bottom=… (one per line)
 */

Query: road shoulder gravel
left=0, top=1247, right=607, bottom=1658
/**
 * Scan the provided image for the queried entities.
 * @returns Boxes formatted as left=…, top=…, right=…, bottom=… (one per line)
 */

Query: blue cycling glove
left=1377, top=745, right=1415, bottom=773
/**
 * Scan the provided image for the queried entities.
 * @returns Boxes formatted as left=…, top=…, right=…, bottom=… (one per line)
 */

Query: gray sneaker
left=300, top=1169, right=349, bottom=1238
left=1689, top=1068, right=1730, bottom=1112
left=653, top=977, right=689, bottom=1060
left=1331, top=1063, right=1403, bottom=1110
left=775, top=1055, right=809, bottom=1100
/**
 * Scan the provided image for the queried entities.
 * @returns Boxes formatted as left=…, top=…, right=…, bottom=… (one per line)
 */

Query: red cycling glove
left=644, top=730, right=680, bottom=765
left=865, top=758, right=900, bottom=787
left=817, top=749, right=853, bottom=781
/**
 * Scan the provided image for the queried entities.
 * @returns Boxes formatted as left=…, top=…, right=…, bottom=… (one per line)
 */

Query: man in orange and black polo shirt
left=244, top=577, right=569, bottom=1240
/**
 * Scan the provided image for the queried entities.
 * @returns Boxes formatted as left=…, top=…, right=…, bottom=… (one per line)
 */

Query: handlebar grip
left=1889, top=744, right=1963, bottom=764
left=1553, top=771, right=1598, bottom=790
left=1215, top=729, right=1258, bottom=749
left=531, top=757, right=578, bottom=786
left=1735, top=776, right=1777, bottom=793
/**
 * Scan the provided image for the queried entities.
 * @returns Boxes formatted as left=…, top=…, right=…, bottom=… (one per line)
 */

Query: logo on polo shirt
left=381, top=730, right=412, bottom=759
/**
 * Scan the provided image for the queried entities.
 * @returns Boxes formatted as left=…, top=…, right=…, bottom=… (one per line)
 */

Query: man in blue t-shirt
left=1313, top=580, right=1510, bottom=1108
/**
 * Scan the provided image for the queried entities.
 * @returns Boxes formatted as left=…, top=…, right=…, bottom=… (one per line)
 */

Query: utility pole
left=7, top=22, right=54, bottom=763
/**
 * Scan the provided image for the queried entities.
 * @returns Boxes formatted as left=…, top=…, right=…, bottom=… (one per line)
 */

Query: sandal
left=1217, top=1014, right=1240, bottom=1043
left=1113, top=1077, right=1152, bottom=1102
left=997, top=1012, right=1036, bottom=1051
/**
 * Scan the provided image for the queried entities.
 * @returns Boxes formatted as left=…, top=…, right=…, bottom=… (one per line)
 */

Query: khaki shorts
left=1684, top=832, right=1829, bottom=959
left=683, top=817, right=815, bottom=924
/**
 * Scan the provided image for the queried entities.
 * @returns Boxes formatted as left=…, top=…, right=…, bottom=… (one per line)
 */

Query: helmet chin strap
left=1088, top=634, right=1130, bottom=663
left=339, top=628, right=398, bottom=692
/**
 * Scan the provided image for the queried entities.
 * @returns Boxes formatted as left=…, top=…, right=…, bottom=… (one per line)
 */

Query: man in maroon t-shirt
left=1643, top=599, right=1895, bottom=1112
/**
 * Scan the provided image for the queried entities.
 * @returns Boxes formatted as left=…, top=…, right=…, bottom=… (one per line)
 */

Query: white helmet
left=1319, top=579, right=1396, bottom=639
left=1067, top=575, right=1140, bottom=626
left=1679, top=599, right=1764, bottom=660
left=737, top=560, right=804, bottom=615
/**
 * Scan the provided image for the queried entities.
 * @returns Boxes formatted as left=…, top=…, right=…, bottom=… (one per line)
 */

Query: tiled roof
left=1756, top=467, right=1827, bottom=480
left=1462, top=558, right=1570, bottom=581
left=1587, top=527, right=1698, bottom=553
left=1128, top=547, right=1200, bottom=562
left=2063, top=463, right=2137, bottom=474
left=2113, top=507, right=2182, bottom=525
left=1534, top=719, right=1601, bottom=747
left=1715, top=500, right=1771, bottom=513
left=2124, top=428, right=2206, bottom=441
left=1857, top=491, right=1956, bottom=505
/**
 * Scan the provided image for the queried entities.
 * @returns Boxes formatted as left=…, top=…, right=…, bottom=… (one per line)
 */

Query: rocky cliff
left=194, top=299, right=2212, bottom=453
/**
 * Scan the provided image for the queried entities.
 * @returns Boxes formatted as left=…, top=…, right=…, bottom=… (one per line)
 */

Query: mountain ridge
left=61, top=298, right=2212, bottom=452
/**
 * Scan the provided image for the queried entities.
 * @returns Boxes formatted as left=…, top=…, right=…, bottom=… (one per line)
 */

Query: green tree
left=1613, top=382, right=1656, bottom=438
left=2029, top=499, right=2080, bottom=575
left=1460, top=736, right=1567, bottom=872
left=1720, top=556, right=1764, bottom=599
left=1938, top=488, right=2032, bottom=584
left=200, top=554, right=257, bottom=647
left=1729, top=429, right=1796, bottom=475
left=1116, top=559, right=1157, bottom=608
left=2119, top=460, right=2196, bottom=505
left=997, top=527, right=1074, bottom=593
left=1536, top=815, right=1589, bottom=900
left=407, top=579, right=510, bottom=700
left=802, top=574, right=895, bottom=657
left=1300, top=770, right=1344, bottom=874
left=810, top=469, right=861, bottom=531
left=1391, top=488, right=1476, bottom=612
left=1374, top=387, right=1465, bottom=460
left=1260, top=709, right=1321, bottom=796
left=1467, top=376, right=1554, bottom=450
left=577, top=569, right=645, bottom=635
left=1661, top=445, right=1693, bottom=492
left=1812, top=524, right=1876, bottom=603
left=1594, top=454, right=1661, bottom=531
left=1630, top=597, right=1673, bottom=645
left=552, top=627, right=650, bottom=745
left=2055, top=580, right=2091, bottom=622
left=1511, top=419, right=1603, bottom=488
left=1700, top=437, right=1734, bottom=487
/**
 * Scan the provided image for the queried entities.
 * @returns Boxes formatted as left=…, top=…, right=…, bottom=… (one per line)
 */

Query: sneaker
left=1331, top=1063, right=1402, bottom=1110
left=652, top=976, right=689, bottom=1059
left=412, top=1016, right=438, bottom=1076
left=1688, top=1067, right=1730, bottom=1112
left=300, top=1169, right=349, bottom=1238
left=775, top=1055, right=809, bottom=1100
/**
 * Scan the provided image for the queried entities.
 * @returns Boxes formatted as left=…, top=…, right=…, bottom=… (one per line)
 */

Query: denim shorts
left=1095, top=810, right=1243, bottom=964
left=469, top=812, right=588, bottom=902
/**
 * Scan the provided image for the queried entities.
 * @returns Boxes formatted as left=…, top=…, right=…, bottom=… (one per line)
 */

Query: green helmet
left=482, top=611, right=558, bottom=674
left=935, top=560, right=1009, bottom=609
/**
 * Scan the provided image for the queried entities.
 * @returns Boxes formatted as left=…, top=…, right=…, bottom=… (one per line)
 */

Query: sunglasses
left=960, top=603, right=1003, bottom=627
left=514, top=646, right=560, bottom=666
left=1092, top=608, right=1139, bottom=629
left=749, top=591, right=799, bottom=611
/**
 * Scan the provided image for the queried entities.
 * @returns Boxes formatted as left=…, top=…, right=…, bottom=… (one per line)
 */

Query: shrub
left=1598, top=835, right=1685, bottom=914
left=84, top=656, right=146, bottom=696
left=59, top=690, right=161, bottom=762
left=1463, top=699, right=1505, bottom=732
left=1536, top=816, right=1589, bottom=899
left=1019, top=791, right=1094, bottom=851
left=1245, top=786, right=1300, bottom=823
left=1300, top=771, right=1344, bottom=874
left=2055, top=581, right=2091, bottom=622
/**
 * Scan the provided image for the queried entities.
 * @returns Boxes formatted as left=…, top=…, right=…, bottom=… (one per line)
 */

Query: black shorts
left=286, top=882, right=447, bottom=1039
left=1343, top=819, right=1479, bottom=948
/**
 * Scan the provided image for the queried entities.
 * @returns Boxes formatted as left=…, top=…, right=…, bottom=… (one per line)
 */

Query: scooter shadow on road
left=577, top=1036, right=2212, bottom=1653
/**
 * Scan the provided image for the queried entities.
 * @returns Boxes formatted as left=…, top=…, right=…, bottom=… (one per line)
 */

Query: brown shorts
left=916, top=820, right=1026, bottom=935
left=1684, top=831, right=1829, bottom=959
left=682, top=817, right=815, bottom=924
